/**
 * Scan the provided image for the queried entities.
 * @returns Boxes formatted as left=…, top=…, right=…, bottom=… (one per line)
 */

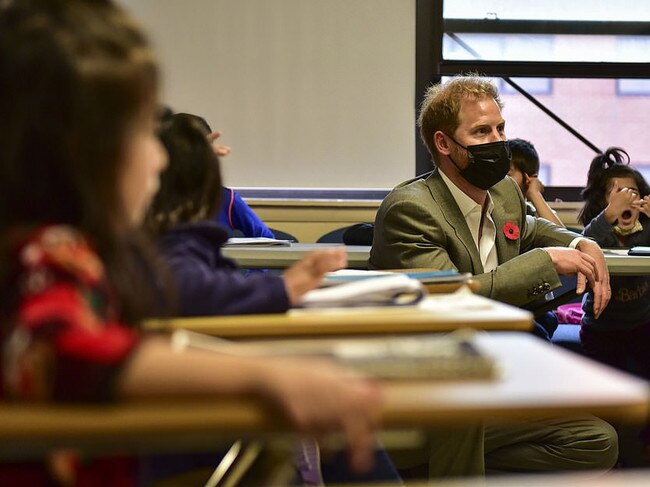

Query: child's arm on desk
left=117, top=335, right=381, bottom=473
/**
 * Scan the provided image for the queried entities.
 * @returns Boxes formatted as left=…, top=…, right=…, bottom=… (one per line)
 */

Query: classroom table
left=604, top=250, right=650, bottom=276
left=345, top=470, right=650, bottom=487
left=1, top=333, right=647, bottom=460
left=223, top=243, right=650, bottom=277
left=144, top=291, right=533, bottom=338
left=222, top=243, right=371, bottom=269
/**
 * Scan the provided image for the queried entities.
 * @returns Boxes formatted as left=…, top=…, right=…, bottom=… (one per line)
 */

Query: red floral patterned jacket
left=1, top=225, right=140, bottom=402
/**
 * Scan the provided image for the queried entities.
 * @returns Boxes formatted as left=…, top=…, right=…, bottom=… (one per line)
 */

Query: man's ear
left=433, top=131, right=452, bottom=156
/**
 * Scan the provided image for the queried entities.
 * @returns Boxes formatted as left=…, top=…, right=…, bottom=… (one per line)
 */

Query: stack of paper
left=224, top=237, right=292, bottom=247
left=299, top=274, right=425, bottom=308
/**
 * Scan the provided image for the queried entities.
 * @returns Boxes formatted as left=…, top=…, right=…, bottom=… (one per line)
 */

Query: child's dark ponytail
left=585, top=147, right=630, bottom=189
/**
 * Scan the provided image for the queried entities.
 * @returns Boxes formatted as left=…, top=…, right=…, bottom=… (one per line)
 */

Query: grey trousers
left=390, top=415, right=618, bottom=478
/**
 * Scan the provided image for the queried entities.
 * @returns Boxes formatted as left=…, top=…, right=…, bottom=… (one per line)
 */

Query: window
left=442, top=0, right=650, bottom=22
left=443, top=33, right=555, bottom=62
left=538, top=164, right=551, bottom=185
left=416, top=0, right=650, bottom=195
left=500, top=78, right=552, bottom=96
left=498, top=78, right=650, bottom=186
left=617, top=79, right=650, bottom=96
left=635, top=166, right=650, bottom=184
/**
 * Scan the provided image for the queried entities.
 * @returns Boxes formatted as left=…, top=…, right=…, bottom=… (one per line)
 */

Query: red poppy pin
left=503, top=222, right=519, bottom=241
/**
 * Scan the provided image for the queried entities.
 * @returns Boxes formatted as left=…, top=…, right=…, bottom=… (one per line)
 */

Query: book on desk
left=602, top=247, right=650, bottom=256
left=628, top=246, right=650, bottom=256
left=172, top=329, right=498, bottom=381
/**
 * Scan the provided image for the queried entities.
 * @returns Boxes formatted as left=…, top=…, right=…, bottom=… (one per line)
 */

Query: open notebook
left=171, top=329, right=498, bottom=381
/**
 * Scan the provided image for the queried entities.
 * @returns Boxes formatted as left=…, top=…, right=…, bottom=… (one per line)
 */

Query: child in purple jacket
left=159, top=110, right=275, bottom=238
left=145, top=113, right=401, bottom=483
left=146, top=113, right=344, bottom=316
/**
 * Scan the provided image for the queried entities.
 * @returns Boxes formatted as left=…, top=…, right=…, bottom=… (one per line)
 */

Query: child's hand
left=604, top=181, right=640, bottom=224
left=282, top=247, right=347, bottom=305
left=524, top=174, right=544, bottom=199
left=207, top=130, right=232, bottom=157
left=260, top=357, right=381, bottom=474
left=639, top=195, right=650, bottom=218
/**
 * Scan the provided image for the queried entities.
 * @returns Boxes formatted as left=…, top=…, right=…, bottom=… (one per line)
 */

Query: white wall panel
left=121, top=0, right=415, bottom=188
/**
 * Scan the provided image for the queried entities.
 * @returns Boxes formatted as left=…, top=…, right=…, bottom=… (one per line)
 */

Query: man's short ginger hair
left=417, top=75, right=503, bottom=163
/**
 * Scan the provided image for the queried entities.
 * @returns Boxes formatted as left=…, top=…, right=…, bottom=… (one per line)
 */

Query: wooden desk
left=604, top=251, right=650, bottom=276
left=1, top=333, right=647, bottom=459
left=222, top=243, right=370, bottom=269
left=144, top=293, right=533, bottom=338
left=346, top=470, right=650, bottom=487
left=235, top=332, right=650, bottom=426
left=223, top=244, right=650, bottom=277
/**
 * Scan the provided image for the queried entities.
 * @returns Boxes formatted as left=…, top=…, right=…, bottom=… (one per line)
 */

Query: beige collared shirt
left=439, top=169, right=499, bottom=272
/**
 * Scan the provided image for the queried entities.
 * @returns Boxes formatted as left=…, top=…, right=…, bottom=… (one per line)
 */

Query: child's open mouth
left=622, top=210, right=632, bottom=220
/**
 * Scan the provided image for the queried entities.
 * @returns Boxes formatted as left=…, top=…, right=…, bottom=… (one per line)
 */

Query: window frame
left=415, top=0, right=650, bottom=201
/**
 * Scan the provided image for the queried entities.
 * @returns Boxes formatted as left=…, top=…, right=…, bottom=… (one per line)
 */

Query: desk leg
left=205, top=439, right=295, bottom=487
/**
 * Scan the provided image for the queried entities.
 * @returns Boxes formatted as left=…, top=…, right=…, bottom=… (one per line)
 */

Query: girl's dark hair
left=578, top=147, right=650, bottom=226
left=508, top=138, right=540, bottom=176
left=0, top=0, right=172, bottom=323
left=146, top=113, right=223, bottom=235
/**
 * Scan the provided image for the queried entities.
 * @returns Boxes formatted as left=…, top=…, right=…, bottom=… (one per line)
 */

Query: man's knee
left=586, top=419, right=619, bottom=470
left=484, top=415, right=618, bottom=472
left=554, top=417, right=618, bottom=470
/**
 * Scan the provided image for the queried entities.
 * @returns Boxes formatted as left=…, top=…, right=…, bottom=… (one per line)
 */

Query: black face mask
left=446, top=135, right=511, bottom=190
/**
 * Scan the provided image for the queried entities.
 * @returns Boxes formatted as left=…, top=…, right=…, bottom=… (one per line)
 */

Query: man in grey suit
left=371, top=75, right=617, bottom=477
left=370, top=77, right=609, bottom=314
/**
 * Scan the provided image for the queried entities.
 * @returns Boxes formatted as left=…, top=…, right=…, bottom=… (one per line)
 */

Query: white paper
left=223, top=237, right=292, bottom=247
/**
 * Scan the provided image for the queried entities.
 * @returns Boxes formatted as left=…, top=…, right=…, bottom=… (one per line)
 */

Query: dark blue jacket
left=582, top=210, right=650, bottom=330
left=158, top=222, right=289, bottom=316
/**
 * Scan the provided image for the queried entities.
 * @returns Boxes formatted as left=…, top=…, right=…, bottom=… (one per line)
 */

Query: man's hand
left=546, top=240, right=610, bottom=318
left=545, top=247, right=598, bottom=290
left=576, top=238, right=611, bottom=318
